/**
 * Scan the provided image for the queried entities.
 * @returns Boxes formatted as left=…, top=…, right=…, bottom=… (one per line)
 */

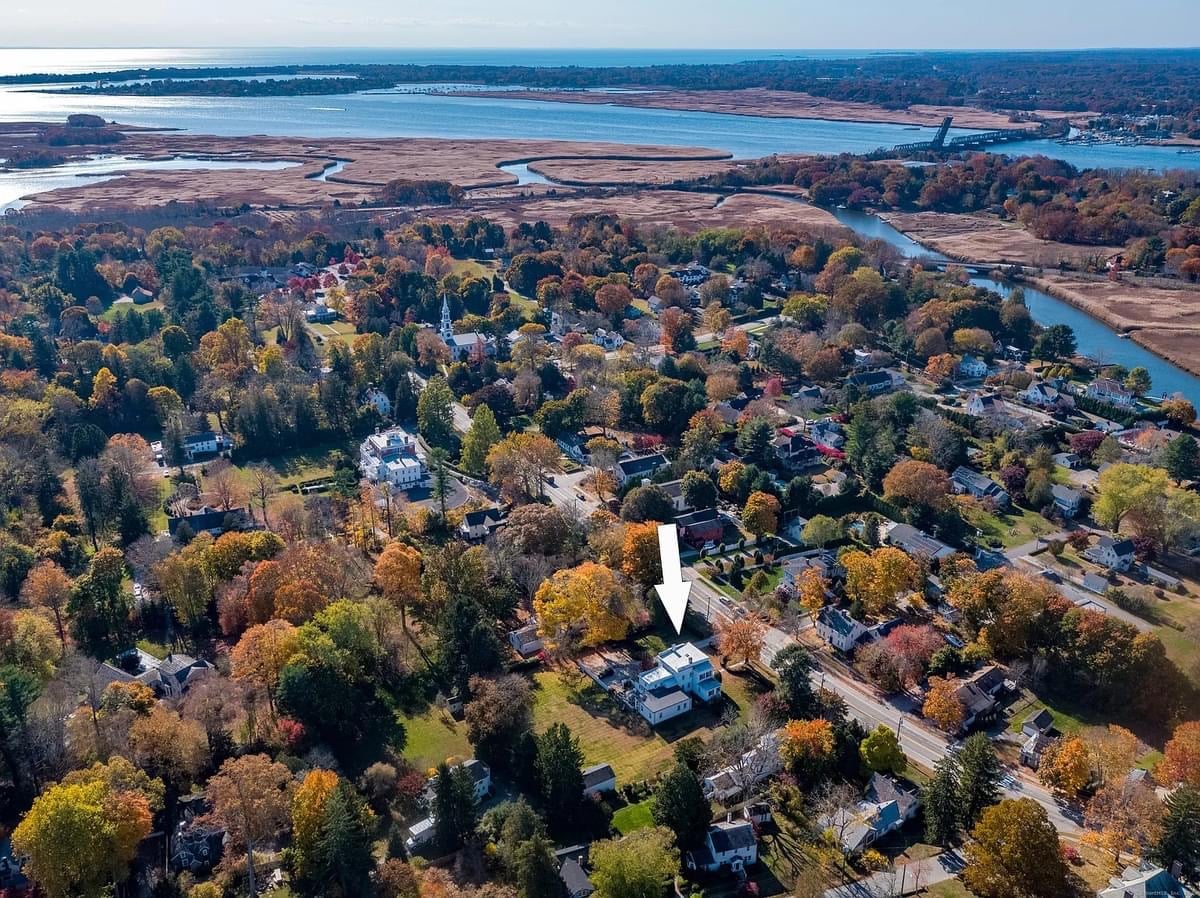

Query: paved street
left=823, top=850, right=964, bottom=898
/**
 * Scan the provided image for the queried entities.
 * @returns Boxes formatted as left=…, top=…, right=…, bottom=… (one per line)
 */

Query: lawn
left=923, top=881, right=976, bottom=898
left=400, top=705, right=473, bottom=775
left=1005, top=691, right=1091, bottom=736
left=962, top=503, right=1056, bottom=549
left=259, top=443, right=346, bottom=488
left=530, top=666, right=761, bottom=785
left=611, top=798, right=655, bottom=834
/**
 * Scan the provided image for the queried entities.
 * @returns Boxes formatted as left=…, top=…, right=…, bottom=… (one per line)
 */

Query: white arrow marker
left=654, top=523, right=692, bottom=634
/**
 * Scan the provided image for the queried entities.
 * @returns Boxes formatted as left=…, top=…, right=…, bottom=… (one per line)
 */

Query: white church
left=439, top=296, right=496, bottom=361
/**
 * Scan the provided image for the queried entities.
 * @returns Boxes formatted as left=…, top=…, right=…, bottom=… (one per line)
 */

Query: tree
left=801, top=515, right=842, bottom=548
left=596, top=282, right=633, bottom=316
left=1093, top=463, right=1168, bottom=532
left=432, top=761, right=479, bottom=854
left=797, top=566, right=829, bottom=622
left=465, top=674, right=533, bottom=767
left=231, top=619, right=300, bottom=715
left=742, top=491, right=781, bottom=537
left=534, top=563, right=636, bottom=652
left=780, top=718, right=835, bottom=771
left=1153, top=784, right=1200, bottom=877
left=204, top=754, right=295, bottom=896
left=774, top=644, right=818, bottom=718
left=247, top=463, right=279, bottom=529
left=1162, top=721, right=1200, bottom=786
left=461, top=404, right=502, bottom=476
left=375, top=541, right=422, bottom=629
left=882, top=459, right=950, bottom=509
left=923, top=676, right=964, bottom=732
left=1032, top=324, right=1076, bottom=361
left=487, top=432, right=560, bottom=503
left=1083, top=778, right=1161, bottom=868
left=621, top=522, right=663, bottom=588
left=962, top=799, right=1069, bottom=898
left=736, top=416, right=776, bottom=466
left=512, top=833, right=564, bottom=898
left=1124, top=366, right=1152, bottom=395
left=589, top=826, right=679, bottom=898
left=20, top=560, right=71, bottom=649
left=292, top=772, right=375, bottom=896
left=11, top=777, right=153, bottom=898
left=128, top=705, right=209, bottom=795
left=1086, top=724, right=1138, bottom=787
left=956, top=733, right=1002, bottom=830
left=924, top=757, right=960, bottom=845
left=292, top=769, right=338, bottom=880
left=651, top=762, right=711, bottom=849
left=1162, top=397, right=1197, bottom=426
left=536, top=722, right=584, bottom=828
left=417, top=375, right=457, bottom=450
left=621, top=485, right=675, bottom=523
left=1163, top=434, right=1200, bottom=483
left=666, top=474, right=712, bottom=518
left=716, top=616, right=766, bottom=668
left=842, top=547, right=919, bottom=616
left=860, top=724, right=906, bottom=775
left=924, top=353, right=957, bottom=383
left=1038, top=735, right=1090, bottom=797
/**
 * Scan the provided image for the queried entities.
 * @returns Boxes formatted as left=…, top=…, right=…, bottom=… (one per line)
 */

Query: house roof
left=1099, top=865, right=1193, bottom=898
left=462, top=507, right=505, bottom=527
left=952, top=466, right=1008, bottom=499
left=1024, top=709, right=1054, bottom=733
left=885, top=523, right=955, bottom=560
left=1097, top=535, right=1136, bottom=556
left=168, top=507, right=246, bottom=537
left=865, top=774, right=919, bottom=818
left=848, top=370, right=893, bottom=388
left=617, top=453, right=668, bottom=478
left=708, top=820, right=756, bottom=853
left=676, top=507, right=720, bottom=528
left=1082, top=572, right=1110, bottom=594
left=1050, top=484, right=1081, bottom=503
left=819, top=606, right=862, bottom=639
left=582, top=764, right=616, bottom=791
left=559, top=859, right=595, bottom=897
left=641, top=687, right=690, bottom=714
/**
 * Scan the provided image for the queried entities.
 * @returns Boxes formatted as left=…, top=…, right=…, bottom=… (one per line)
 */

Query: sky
left=4, top=0, right=1198, bottom=51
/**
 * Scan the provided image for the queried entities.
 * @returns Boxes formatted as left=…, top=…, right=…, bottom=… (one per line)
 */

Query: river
left=829, top=207, right=1200, bottom=398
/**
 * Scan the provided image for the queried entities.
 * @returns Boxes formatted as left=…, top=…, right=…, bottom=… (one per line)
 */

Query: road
left=683, top=563, right=1083, bottom=836
left=824, top=850, right=964, bottom=898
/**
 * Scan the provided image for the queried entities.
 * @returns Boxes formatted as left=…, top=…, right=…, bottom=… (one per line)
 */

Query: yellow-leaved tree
left=534, top=562, right=637, bottom=653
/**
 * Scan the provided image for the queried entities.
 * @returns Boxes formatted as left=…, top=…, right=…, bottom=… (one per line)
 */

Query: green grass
left=401, top=705, right=473, bottom=775
left=923, top=881, right=976, bottom=898
left=612, top=798, right=655, bottom=834
left=530, top=666, right=758, bottom=784
left=962, top=503, right=1056, bottom=549
left=258, top=443, right=346, bottom=488
left=1005, top=693, right=1090, bottom=736
left=1136, top=749, right=1163, bottom=773
left=136, top=638, right=170, bottom=660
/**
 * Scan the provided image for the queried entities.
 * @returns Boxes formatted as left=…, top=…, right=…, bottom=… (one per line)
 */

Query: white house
left=508, top=622, right=544, bottom=657
left=582, top=763, right=617, bottom=796
left=1098, top=865, right=1195, bottom=898
left=1050, top=484, right=1083, bottom=518
left=658, top=480, right=690, bottom=514
left=182, top=431, right=233, bottom=462
left=966, top=392, right=1001, bottom=417
left=360, top=426, right=427, bottom=488
left=951, top=466, right=1010, bottom=508
left=439, top=296, right=496, bottom=360
left=633, top=642, right=722, bottom=725
left=615, top=453, right=669, bottom=488
left=1087, top=378, right=1137, bottom=409
left=702, top=731, right=783, bottom=803
left=1021, top=381, right=1067, bottom=409
left=1085, top=536, right=1136, bottom=572
left=363, top=387, right=392, bottom=418
left=592, top=329, right=625, bottom=351
left=816, top=606, right=867, bottom=652
left=686, top=820, right=758, bottom=874
left=958, top=354, right=989, bottom=379
left=460, top=506, right=506, bottom=540
left=424, top=759, right=492, bottom=804
left=404, top=816, right=436, bottom=853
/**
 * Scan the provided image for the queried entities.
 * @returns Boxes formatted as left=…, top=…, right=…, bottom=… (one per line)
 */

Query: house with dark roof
left=951, top=466, right=1010, bottom=508
left=181, top=430, right=233, bottom=461
left=819, top=774, right=920, bottom=855
left=101, top=649, right=213, bottom=699
left=816, top=606, right=867, bottom=652
left=459, top=506, right=506, bottom=540
left=953, top=678, right=999, bottom=732
left=582, top=763, right=617, bottom=795
left=676, top=507, right=724, bottom=547
left=559, top=858, right=596, bottom=898
left=658, top=479, right=690, bottom=513
left=773, top=428, right=820, bottom=468
left=1085, top=536, right=1136, bottom=572
left=847, top=369, right=898, bottom=396
left=615, top=453, right=669, bottom=488
left=884, top=522, right=956, bottom=561
left=168, top=506, right=250, bottom=539
left=686, top=819, right=758, bottom=874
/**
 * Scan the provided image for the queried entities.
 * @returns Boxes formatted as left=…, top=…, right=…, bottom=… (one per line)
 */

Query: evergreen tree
left=511, top=833, right=563, bottom=898
left=433, top=762, right=479, bottom=854
left=535, top=723, right=584, bottom=831
left=315, top=782, right=376, bottom=897
left=735, top=416, right=776, bottom=466
left=955, top=733, right=1002, bottom=830
left=1152, top=784, right=1200, bottom=877
left=393, top=372, right=418, bottom=421
left=417, top=376, right=457, bottom=450
left=924, top=757, right=960, bottom=845
left=461, top=404, right=502, bottom=475
left=651, top=762, right=711, bottom=850
left=438, top=595, right=503, bottom=693
left=1163, top=434, right=1200, bottom=483
left=774, top=644, right=817, bottom=718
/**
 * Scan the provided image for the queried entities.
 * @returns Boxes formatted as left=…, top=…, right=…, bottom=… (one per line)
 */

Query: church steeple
left=439, top=294, right=453, bottom=343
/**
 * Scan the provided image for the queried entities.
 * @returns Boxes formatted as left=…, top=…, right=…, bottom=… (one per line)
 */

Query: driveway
left=824, top=850, right=965, bottom=898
